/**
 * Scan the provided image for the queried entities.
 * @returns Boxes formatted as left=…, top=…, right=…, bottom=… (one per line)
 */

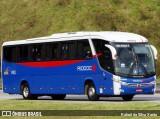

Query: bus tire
left=122, top=95, right=134, bottom=101
left=21, top=83, right=38, bottom=100
left=87, top=83, right=99, bottom=101
left=51, top=94, right=66, bottom=100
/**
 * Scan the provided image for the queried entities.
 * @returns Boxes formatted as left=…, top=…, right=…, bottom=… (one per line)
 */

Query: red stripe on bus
left=93, top=53, right=102, bottom=58
left=18, top=60, right=84, bottom=67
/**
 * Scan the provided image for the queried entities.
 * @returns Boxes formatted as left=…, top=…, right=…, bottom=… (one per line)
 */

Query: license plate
left=136, top=89, right=142, bottom=92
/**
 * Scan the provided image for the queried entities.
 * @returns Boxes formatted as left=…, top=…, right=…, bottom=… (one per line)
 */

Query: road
left=0, top=90, right=160, bottom=103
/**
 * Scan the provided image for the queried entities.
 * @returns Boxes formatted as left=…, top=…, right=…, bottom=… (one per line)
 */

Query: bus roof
left=2, top=31, right=148, bottom=46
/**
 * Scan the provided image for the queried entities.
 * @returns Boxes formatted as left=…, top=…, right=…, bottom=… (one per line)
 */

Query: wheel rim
left=23, top=86, right=29, bottom=97
left=88, top=87, right=95, bottom=97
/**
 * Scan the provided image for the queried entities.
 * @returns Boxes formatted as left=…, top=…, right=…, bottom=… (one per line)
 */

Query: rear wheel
left=122, top=95, right=134, bottom=101
left=51, top=94, right=66, bottom=100
left=21, top=83, right=38, bottom=100
left=87, top=83, right=99, bottom=101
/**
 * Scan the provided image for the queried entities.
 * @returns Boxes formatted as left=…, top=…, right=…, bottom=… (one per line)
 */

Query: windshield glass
left=112, top=43, right=155, bottom=78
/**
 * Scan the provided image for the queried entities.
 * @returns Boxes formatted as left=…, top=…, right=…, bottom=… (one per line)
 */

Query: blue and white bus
left=1, top=31, right=158, bottom=101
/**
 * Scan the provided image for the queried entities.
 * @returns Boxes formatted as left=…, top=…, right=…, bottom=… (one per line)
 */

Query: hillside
left=0, top=0, right=160, bottom=76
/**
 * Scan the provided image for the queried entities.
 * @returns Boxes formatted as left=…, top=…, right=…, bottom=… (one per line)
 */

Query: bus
left=1, top=31, right=158, bottom=101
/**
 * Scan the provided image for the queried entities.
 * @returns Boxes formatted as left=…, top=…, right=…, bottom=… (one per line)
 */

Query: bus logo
left=4, top=67, right=10, bottom=75
left=137, top=84, right=141, bottom=87
left=77, top=64, right=96, bottom=72
left=92, top=64, right=96, bottom=72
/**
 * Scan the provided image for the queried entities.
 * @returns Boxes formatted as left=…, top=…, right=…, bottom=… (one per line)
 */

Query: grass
left=0, top=100, right=160, bottom=119
left=1, top=100, right=160, bottom=110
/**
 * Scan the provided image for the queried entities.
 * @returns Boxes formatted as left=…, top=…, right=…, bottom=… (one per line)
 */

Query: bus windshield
left=112, top=43, right=155, bottom=78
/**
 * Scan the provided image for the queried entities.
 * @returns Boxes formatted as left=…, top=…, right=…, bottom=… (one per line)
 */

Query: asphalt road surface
left=0, top=90, right=160, bottom=103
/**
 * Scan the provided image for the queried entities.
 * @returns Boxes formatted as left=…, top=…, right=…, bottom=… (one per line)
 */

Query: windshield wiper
left=138, top=61, right=150, bottom=77
left=128, top=48, right=138, bottom=76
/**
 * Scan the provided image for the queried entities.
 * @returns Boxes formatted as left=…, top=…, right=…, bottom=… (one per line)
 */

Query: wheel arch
left=20, top=80, right=29, bottom=95
left=84, top=79, right=95, bottom=94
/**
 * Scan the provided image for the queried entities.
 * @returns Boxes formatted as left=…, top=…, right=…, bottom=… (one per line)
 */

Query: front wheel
left=122, top=95, right=134, bottom=101
left=87, top=84, right=99, bottom=101
left=21, top=83, right=38, bottom=100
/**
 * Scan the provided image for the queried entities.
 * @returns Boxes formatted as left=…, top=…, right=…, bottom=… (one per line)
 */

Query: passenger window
left=100, top=47, right=114, bottom=73
left=61, top=43, right=68, bottom=59
left=61, top=42, right=76, bottom=60
left=92, top=39, right=114, bottom=73
left=31, top=44, right=43, bottom=61
left=3, top=46, right=17, bottom=62
left=77, top=40, right=92, bottom=59
left=17, top=45, right=29, bottom=62
left=68, top=42, right=76, bottom=59
left=23, top=45, right=29, bottom=61
left=17, top=46, right=23, bottom=62
left=45, top=43, right=59, bottom=60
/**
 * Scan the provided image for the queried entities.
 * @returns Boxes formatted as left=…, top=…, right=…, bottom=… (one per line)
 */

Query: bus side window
left=68, top=42, right=76, bottom=59
left=45, top=44, right=52, bottom=60
left=77, top=40, right=92, bottom=59
left=61, top=42, right=76, bottom=60
left=3, top=46, right=17, bottom=62
left=61, top=43, right=68, bottom=59
left=77, top=42, right=83, bottom=59
left=45, top=43, right=59, bottom=60
left=92, top=39, right=114, bottom=73
left=101, top=47, right=114, bottom=73
left=31, top=44, right=43, bottom=61
left=17, top=45, right=29, bottom=62
left=17, top=46, right=23, bottom=62
left=23, top=45, right=29, bottom=61
left=52, top=43, right=59, bottom=60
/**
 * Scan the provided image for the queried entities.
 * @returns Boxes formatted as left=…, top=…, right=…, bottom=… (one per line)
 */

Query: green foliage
left=0, top=0, right=160, bottom=76
left=156, top=78, right=160, bottom=84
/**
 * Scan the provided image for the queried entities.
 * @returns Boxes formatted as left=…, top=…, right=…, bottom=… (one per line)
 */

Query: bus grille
left=127, top=83, right=151, bottom=87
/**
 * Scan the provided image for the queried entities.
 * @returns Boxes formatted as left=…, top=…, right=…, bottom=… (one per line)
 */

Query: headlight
left=112, top=78, right=119, bottom=82
left=150, top=81, right=156, bottom=85
left=112, top=78, right=128, bottom=86
left=120, top=81, right=128, bottom=86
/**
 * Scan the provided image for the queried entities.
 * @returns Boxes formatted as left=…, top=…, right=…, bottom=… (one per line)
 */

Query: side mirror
left=105, top=44, right=117, bottom=60
left=150, top=45, right=158, bottom=60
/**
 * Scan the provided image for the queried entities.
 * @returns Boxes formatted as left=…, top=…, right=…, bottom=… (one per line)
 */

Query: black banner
left=1, top=110, right=160, bottom=116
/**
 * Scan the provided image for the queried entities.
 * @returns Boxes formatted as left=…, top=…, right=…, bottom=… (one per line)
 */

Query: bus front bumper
left=113, top=81, right=156, bottom=95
